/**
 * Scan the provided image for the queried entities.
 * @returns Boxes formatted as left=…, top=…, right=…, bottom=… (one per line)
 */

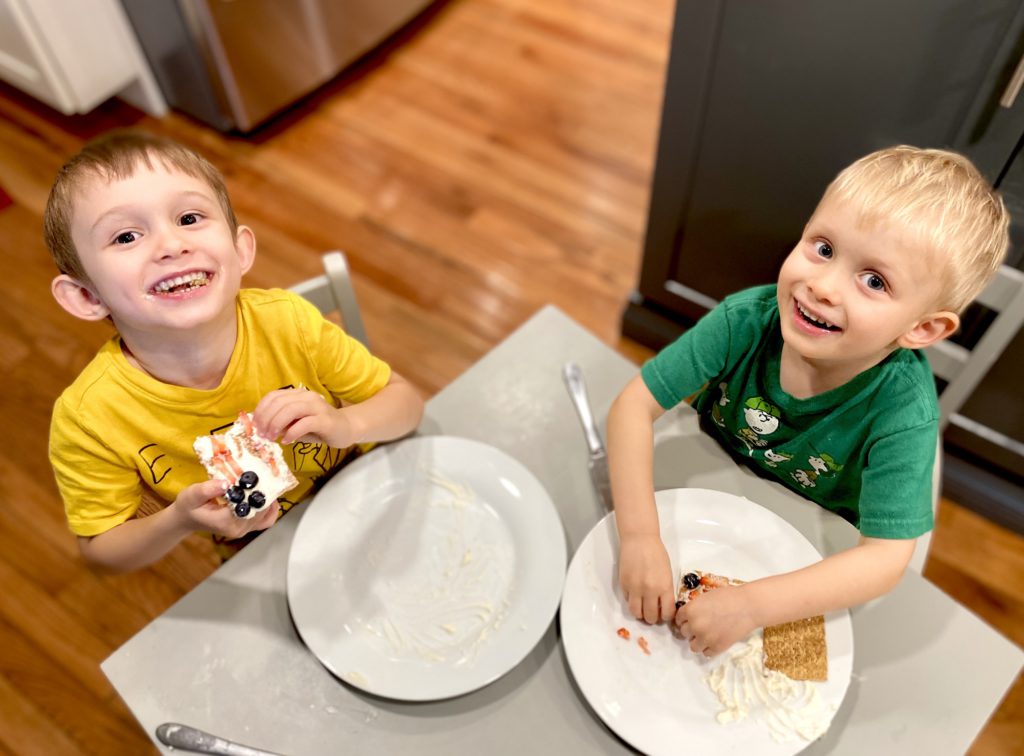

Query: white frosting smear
left=705, top=635, right=836, bottom=743
left=353, top=465, right=515, bottom=667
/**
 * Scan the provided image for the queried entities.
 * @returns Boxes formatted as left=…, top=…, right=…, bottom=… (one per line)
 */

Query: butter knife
left=562, top=362, right=614, bottom=510
left=155, top=723, right=285, bottom=756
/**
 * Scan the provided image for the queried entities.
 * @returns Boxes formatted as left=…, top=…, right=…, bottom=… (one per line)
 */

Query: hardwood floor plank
left=0, top=617, right=151, bottom=755
left=0, top=558, right=119, bottom=702
left=927, top=499, right=1024, bottom=648
left=0, top=460, right=87, bottom=566
left=0, top=497, right=81, bottom=596
left=0, top=673, right=83, bottom=756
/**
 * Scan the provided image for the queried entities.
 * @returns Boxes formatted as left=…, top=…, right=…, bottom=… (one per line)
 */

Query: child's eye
left=114, top=231, right=138, bottom=245
left=860, top=272, right=887, bottom=292
left=813, top=241, right=833, bottom=259
left=179, top=212, right=201, bottom=226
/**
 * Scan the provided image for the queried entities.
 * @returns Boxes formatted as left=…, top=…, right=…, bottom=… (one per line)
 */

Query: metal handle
left=562, top=362, right=604, bottom=455
left=1000, top=51, right=1024, bottom=108
left=155, top=723, right=284, bottom=756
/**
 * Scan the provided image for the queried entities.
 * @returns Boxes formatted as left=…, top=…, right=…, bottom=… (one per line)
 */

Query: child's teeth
left=798, top=303, right=836, bottom=328
left=154, top=271, right=208, bottom=292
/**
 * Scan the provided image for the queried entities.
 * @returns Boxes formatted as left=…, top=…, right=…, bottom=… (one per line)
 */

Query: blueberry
left=248, top=490, right=267, bottom=509
left=234, top=500, right=251, bottom=518
left=226, top=485, right=245, bottom=504
left=683, top=572, right=700, bottom=590
left=239, top=471, right=259, bottom=489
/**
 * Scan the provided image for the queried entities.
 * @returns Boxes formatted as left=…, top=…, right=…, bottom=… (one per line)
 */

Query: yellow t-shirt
left=50, top=288, right=391, bottom=537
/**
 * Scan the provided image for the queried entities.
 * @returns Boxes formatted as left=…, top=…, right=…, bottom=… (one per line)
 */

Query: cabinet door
left=0, top=0, right=75, bottom=112
left=0, top=0, right=139, bottom=114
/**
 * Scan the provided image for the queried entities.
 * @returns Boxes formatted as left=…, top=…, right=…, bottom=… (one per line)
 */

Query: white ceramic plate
left=287, top=435, right=567, bottom=701
left=560, top=488, right=853, bottom=755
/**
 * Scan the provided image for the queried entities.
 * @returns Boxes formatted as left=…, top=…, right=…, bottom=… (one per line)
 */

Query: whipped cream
left=705, top=635, right=836, bottom=743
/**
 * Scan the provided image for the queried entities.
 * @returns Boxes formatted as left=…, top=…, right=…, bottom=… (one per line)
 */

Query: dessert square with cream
left=194, top=412, right=298, bottom=519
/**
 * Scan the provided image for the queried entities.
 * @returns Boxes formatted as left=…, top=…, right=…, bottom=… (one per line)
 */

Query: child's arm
left=77, top=479, right=280, bottom=572
left=252, top=371, right=424, bottom=448
left=675, top=535, right=915, bottom=655
left=607, top=374, right=676, bottom=624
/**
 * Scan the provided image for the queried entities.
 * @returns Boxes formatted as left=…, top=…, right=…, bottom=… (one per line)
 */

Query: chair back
left=290, top=251, right=370, bottom=347
left=913, top=264, right=1024, bottom=574
left=926, top=264, right=1024, bottom=436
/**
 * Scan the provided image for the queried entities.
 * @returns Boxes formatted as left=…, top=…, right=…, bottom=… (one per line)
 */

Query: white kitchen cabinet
left=0, top=0, right=165, bottom=115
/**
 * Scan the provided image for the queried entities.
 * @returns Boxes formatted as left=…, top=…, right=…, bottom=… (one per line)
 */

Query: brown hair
left=43, top=130, right=238, bottom=284
left=822, top=146, right=1010, bottom=313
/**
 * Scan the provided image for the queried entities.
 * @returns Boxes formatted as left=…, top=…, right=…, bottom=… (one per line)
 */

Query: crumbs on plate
left=615, top=627, right=652, bottom=655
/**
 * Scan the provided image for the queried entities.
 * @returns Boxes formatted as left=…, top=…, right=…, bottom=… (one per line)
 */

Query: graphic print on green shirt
left=640, top=285, right=938, bottom=540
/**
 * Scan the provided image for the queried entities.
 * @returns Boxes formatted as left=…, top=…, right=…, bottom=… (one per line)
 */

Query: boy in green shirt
left=607, top=146, right=1010, bottom=656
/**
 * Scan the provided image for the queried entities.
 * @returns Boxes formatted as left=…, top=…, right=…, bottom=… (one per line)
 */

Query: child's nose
left=156, top=225, right=191, bottom=258
left=808, top=269, right=841, bottom=303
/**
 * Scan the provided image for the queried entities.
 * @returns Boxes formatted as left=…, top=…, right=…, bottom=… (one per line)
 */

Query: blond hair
left=43, top=130, right=238, bottom=284
left=822, top=145, right=1009, bottom=313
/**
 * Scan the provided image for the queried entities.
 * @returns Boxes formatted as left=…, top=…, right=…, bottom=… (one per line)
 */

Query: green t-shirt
left=641, top=285, right=936, bottom=539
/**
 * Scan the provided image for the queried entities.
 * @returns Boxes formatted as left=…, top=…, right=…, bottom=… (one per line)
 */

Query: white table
left=103, top=306, right=1023, bottom=755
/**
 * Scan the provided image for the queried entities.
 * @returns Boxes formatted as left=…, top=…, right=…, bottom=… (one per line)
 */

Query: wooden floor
left=0, top=0, right=1020, bottom=753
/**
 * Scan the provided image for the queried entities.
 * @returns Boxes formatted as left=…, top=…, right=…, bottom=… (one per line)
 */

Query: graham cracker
left=763, top=615, right=828, bottom=681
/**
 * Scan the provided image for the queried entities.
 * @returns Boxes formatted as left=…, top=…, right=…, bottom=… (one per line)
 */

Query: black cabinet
left=625, top=0, right=1024, bottom=532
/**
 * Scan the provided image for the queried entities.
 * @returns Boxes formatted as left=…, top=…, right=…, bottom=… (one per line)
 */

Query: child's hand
left=674, top=584, right=756, bottom=656
left=171, top=479, right=280, bottom=538
left=253, top=388, right=354, bottom=448
left=618, top=533, right=676, bottom=624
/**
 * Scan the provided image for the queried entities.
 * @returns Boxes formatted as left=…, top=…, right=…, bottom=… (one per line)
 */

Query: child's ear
left=897, top=310, right=960, bottom=350
left=51, top=275, right=110, bottom=321
left=235, top=225, right=256, bottom=274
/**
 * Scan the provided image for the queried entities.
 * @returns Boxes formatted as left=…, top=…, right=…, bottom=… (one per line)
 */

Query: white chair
left=912, top=264, right=1024, bottom=572
left=290, top=251, right=370, bottom=347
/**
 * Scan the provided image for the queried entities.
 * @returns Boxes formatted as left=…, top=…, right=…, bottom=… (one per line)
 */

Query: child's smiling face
left=67, top=160, right=254, bottom=337
left=776, top=194, right=954, bottom=376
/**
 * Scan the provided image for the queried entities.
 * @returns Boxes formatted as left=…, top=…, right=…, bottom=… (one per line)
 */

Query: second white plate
left=286, top=435, right=567, bottom=701
left=560, top=488, right=854, bottom=755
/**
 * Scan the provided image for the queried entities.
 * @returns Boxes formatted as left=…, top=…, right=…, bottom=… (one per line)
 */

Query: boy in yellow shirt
left=46, top=131, right=424, bottom=571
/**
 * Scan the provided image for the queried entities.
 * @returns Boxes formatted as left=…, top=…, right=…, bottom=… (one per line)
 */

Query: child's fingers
left=641, top=593, right=661, bottom=624
left=690, top=636, right=710, bottom=655
left=181, top=478, right=229, bottom=509
left=677, top=617, right=691, bottom=640
left=250, top=501, right=280, bottom=531
left=251, top=389, right=293, bottom=429
left=626, top=591, right=643, bottom=621
left=279, top=416, right=324, bottom=445
left=252, top=398, right=296, bottom=439
left=261, top=396, right=326, bottom=441
left=254, top=388, right=326, bottom=437
left=211, top=501, right=279, bottom=539
left=659, top=589, right=677, bottom=622
left=200, top=477, right=230, bottom=499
